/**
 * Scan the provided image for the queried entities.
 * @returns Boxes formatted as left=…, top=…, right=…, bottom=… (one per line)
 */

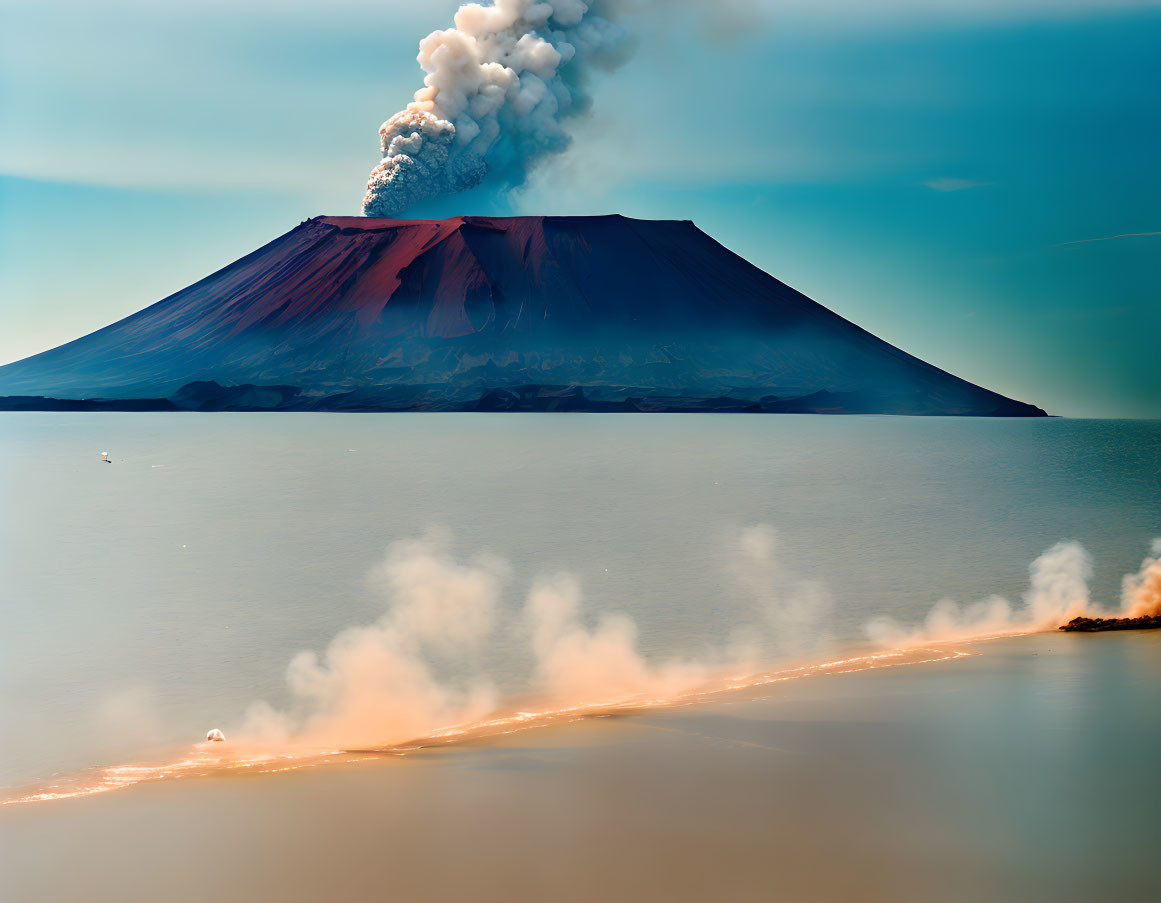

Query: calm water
left=2, top=632, right=1158, bottom=903
left=1, top=414, right=1159, bottom=786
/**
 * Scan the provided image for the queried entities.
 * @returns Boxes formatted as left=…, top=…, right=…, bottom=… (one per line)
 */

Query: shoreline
left=3, top=630, right=1157, bottom=903
left=1, top=642, right=978, bottom=807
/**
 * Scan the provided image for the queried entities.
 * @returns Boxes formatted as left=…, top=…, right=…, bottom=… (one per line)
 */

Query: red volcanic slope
left=233, top=216, right=501, bottom=336
left=0, top=214, right=1046, bottom=415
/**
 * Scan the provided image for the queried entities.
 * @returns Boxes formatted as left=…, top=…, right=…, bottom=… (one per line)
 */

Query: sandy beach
left=3, top=630, right=1158, bottom=903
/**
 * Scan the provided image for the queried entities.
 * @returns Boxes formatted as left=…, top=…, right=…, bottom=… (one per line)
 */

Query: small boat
left=100, top=452, right=112, bottom=464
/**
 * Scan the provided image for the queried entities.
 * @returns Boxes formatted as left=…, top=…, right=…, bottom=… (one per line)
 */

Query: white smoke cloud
left=732, top=524, right=834, bottom=657
left=865, top=540, right=1100, bottom=646
left=363, top=0, right=631, bottom=217
left=524, top=573, right=711, bottom=704
left=242, top=531, right=508, bottom=748
left=1121, top=538, right=1161, bottom=618
left=239, top=529, right=1160, bottom=754
left=240, top=524, right=813, bottom=748
left=519, top=524, right=842, bottom=704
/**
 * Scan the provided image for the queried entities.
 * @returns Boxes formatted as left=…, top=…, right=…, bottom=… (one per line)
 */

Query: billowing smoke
left=524, top=574, right=711, bottom=703
left=865, top=541, right=1091, bottom=646
left=239, top=524, right=830, bottom=748
left=1121, top=539, right=1161, bottom=618
left=239, top=530, right=1160, bottom=752
left=732, top=524, right=834, bottom=658
left=865, top=538, right=1161, bottom=646
left=242, top=532, right=509, bottom=748
left=363, top=0, right=631, bottom=217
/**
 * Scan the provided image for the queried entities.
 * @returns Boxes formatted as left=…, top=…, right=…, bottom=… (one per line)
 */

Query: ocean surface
left=1, top=413, right=1159, bottom=788
left=2, top=632, right=1158, bottom=902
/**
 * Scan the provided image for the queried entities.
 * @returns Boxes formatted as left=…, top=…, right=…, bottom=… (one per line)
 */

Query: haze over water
left=1, top=414, right=1159, bottom=788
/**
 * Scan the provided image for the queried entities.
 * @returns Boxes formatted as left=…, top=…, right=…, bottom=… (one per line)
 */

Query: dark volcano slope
left=0, top=215, right=1045, bottom=415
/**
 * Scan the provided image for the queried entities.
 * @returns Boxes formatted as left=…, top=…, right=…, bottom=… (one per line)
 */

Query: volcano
left=0, top=215, right=1045, bottom=415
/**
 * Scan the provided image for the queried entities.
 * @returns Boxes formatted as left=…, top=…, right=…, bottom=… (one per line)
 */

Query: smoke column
left=362, top=0, right=630, bottom=217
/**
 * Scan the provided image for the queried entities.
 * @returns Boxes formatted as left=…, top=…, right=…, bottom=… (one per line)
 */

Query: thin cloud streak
left=923, top=178, right=994, bottom=192
left=1056, top=230, right=1161, bottom=246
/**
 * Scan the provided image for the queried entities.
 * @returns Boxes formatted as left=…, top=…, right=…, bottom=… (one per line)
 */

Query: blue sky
left=1, top=0, right=1158, bottom=416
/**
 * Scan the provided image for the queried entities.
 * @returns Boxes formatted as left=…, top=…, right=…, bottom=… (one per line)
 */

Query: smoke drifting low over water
left=869, top=539, right=1161, bottom=645
left=236, top=525, right=839, bottom=749
left=2, top=645, right=970, bottom=806
left=3, top=416, right=1159, bottom=798
left=230, top=532, right=1161, bottom=751
left=5, top=529, right=1157, bottom=806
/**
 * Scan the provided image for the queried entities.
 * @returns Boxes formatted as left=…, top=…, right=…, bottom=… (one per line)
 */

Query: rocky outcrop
left=1060, top=615, right=1161, bottom=632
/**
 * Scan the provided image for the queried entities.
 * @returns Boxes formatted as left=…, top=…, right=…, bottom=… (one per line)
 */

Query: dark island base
left=0, top=381, right=1048, bottom=416
left=1060, top=614, right=1161, bottom=632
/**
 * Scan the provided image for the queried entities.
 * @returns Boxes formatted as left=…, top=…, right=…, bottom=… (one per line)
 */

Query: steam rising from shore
left=9, top=532, right=1161, bottom=806
left=363, top=0, right=630, bottom=216
left=243, top=533, right=507, bottom=747
left=866, top=539, right=1161, bottom=646
left=526, top=574, right=710, bottom=701
left=241, top=525, right=816, bottom=748
left=1122, top=539, right=1161, bottom=618
left=734, top=524, right=834, bottom=656
left=236, top=532, right=1161, bottom=751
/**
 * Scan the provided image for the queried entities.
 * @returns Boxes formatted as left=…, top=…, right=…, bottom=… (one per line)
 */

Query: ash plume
left=362, top=0, right=631, bottom=217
